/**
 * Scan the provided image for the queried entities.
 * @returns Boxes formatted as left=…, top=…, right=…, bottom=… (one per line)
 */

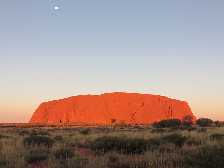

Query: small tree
left=214, top=121, right=224, bottom=127
left=182, top=115, right=194, bottom=127
left=196, top=118, right=213, bottom=127
left=153, top=119, right=182, bottom=128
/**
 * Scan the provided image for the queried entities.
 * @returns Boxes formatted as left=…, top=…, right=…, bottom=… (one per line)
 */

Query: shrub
left=30, top=129, right=50, bottom=136
left=158, top=143, right=177, bottom=153
left=214, top=121, right=224, bottom=127
left=161, top=133, right=187, bottom=147
left=123, top=138, right=148, bottom=154
left=18, top=130, right=30, bottom=136
left=182, top=115, right=194, bottom=127
left=210, top=133, right=224, bottom=141
left=79, top=128, right=91, bottom=135
left=186, top=127, right=197, bottom=132
left=54, top=148, right=88, bottom=168
left=147, top=138, right=161, bottom=150
left=185, top=137, right=202, bottom=146
left=184, top=145, right=224, bottom=168
left=54, top=135, right=63, bottom=141
left=54, top=148, right=74, bottom=160
left=107, top=155, right=123, bottom=168
left=0, top=158, right=6, bottom=167
left=180, top=125, right=196, bottom=131
left=107, top=155, right=149, bottom=168
left=68, top=155, right=88, bottom=168
left=36, top=130, right=50, bottom=136
left=23, top=135, right=54, bottom=148
left=197, top=127, right=207, bottom=133
left=25, top=149, right=48, bottom=164
left=153, top=119, right=182, bottom=128
left=196, top=118, right=213, bottom=127
left=90, top=136, right=148, bottom=154
left=0, top=134, right=9, bottom=139
left=151, top=128, right=166, bottom=134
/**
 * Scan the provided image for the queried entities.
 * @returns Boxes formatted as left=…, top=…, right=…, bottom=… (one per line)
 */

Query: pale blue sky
left=0, top=0, right=224, bottom=122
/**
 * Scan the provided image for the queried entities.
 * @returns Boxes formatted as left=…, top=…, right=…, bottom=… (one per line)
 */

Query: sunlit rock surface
left=30, top=92, right=195, bottom=125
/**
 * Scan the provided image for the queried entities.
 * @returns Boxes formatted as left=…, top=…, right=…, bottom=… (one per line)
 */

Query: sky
left=0, top=0, right=224, bottom=123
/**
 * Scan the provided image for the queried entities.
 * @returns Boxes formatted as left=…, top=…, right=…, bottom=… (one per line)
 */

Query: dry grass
left=0, top=126, right=223, bottom=168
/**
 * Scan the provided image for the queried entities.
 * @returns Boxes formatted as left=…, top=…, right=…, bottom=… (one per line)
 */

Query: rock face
left=30, top=92, right=195, bottom=125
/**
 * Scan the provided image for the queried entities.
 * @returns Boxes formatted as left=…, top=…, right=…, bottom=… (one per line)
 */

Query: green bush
left=153, top=119, right=182, bottom=128
left=54, top=148, right=74, bottom=160
left=196, top=118, right=213, bottom=127
left=161, top=133, right=187, bottom=147
left=23, top=135, right=54, bottom=148
left=90, top=136, right=148, bottom=154
left=25, top=149, right=48, bottom=164
left=184, top=145, right=224, bottom=168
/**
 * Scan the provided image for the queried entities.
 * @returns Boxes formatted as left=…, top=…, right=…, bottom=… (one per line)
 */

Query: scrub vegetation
left=0, top=118, right=224, bottom=168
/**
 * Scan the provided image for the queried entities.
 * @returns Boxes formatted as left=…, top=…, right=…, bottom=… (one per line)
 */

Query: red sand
left=30, top=92, right=195, bottom=125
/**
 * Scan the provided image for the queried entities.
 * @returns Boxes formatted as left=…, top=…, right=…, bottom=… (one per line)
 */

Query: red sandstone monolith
left=30, top=92, right=195, bottom=125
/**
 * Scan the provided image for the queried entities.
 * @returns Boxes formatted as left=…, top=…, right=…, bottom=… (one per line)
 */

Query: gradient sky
left=0, top=0, right=224, bottom=123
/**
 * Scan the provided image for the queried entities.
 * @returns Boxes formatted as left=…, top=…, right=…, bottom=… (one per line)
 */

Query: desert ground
left=0, top=119, right=224, bottom=168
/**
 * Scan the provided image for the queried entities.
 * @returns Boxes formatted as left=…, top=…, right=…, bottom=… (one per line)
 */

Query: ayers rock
left=30, top=92, right=195, bottom=125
